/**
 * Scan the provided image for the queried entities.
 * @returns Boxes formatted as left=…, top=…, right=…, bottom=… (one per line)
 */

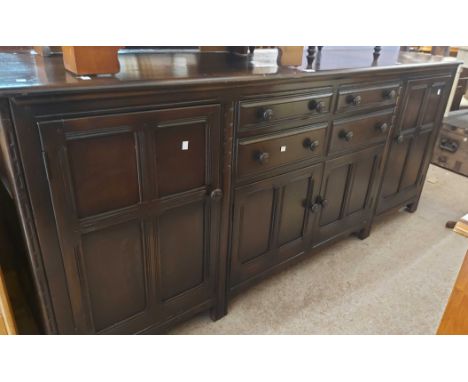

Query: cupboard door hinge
left=42, top=151, right=52, bottom=183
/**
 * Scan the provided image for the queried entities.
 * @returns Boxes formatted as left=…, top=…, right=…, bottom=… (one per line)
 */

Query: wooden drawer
left=237, top=123, right=327, bottom=178
left=239, top=89, right=333, bottom=130
left=336, top=82, right=400, bottom=113
left=329, top=109, right=393, bottom=154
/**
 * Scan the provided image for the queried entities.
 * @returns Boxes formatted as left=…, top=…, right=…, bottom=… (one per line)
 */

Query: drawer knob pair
left=306, top=197, right=327, bottom=213
left=313, top=196, right=328, bottom=210
left=258, top=108, right=274, bottom=121
left=303, top=138, right=320, bottom=151
left=308, top=100, right=326, bottom=113
left=383, top=89, right=397, bottom=100
left=339, top=130, right=354, bottom=142
left=255, top=151, right=270, bottom=164
left=346, top=95, right=362, bottom=106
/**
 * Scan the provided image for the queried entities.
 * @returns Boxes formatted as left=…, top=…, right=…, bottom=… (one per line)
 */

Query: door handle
left=210, top=188, right=223, bottom=201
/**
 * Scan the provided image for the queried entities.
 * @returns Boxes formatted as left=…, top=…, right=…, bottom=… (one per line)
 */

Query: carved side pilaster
left=0, top=99, right=57, bottom=334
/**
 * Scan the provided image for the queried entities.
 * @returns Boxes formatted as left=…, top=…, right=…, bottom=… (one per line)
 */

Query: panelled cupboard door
left=314, top=144, right=384, bottom=245
left=377, top=76, right=451, bottom=214
left=38, top=104, right=222, bottom=334
left=230, top=164, right=323, bottom=288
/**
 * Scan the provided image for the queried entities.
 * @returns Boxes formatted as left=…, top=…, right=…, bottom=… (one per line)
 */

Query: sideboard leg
left=210, top=303, right=228, bottom=321
left=406, top=200, right=419, bottom=213
left=356, top=225, right=371, bottom=240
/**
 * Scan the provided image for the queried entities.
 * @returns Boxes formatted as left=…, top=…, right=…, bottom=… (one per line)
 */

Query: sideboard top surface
left=0, top=48, right=461, bottom=97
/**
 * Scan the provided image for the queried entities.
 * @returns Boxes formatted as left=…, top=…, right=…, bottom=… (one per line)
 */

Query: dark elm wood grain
left=0, top=49, right=459, bottom=334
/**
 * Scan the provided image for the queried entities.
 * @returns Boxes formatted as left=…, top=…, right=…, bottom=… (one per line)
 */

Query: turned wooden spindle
left=307, top=46, right=317, bottom=69
left=373, top=46, right=382, bottom=60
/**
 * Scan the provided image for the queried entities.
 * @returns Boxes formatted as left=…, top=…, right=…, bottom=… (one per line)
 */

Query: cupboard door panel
left=148, top=105, right=220, bottom=199
left=67, top=132, right=140, bottom=218
left=81, top=220, right=147, bottom=332
left=158, top=201, right=206, bottom=301
left=238, top=188, right=275, bottom=263
left=278, top=177, right=309, bottom=247
left=377, top=76, right=451, bottom=215
left=320, top=165, right=348, bottom=226
left=380, top=138, right=410, bottom=198
left=38, top=104, right=222, bottom=333
left=401, top=85, right=426, bottom=131
left=347, top=157, right=376, bottom=214
left=154, top=122, right=206, bottom=197
left=400, top=132, right=430, bottom=190
left=422, top=83, right=448, bottom=126
left=230, top=165, right=322, bottom=288
left=315, top=145, right=383, bottom=244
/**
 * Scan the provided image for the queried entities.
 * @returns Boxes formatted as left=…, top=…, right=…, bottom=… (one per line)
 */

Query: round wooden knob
left=339, top=130, right=354, bottom=142
left=347, top=95, right=362, bottom=106
left=303, top=138, right=320, bottom=151
left=383, top=89, right=397, bottom=100
left=309, top=203, right=320, bottom=213
left=255, top=151, right=270, bottom=164
left=210, top=188, right=223, bottom=201
left=259, top=108, right=274, bottom=121
left=396, top=134, right=404, bottom=144
left=320, top=198, right=328, bottom=208
left=309, top=100, right=325, bottom=113
left=377, top=122, right=389, bottom=133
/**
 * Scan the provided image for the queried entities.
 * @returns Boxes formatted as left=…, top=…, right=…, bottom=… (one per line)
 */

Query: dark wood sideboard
left=0, top=49, right=460, bottom=334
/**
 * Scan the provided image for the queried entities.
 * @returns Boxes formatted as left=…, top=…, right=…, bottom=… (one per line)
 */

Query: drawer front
left=329, top=110, right=393, bottom=154
left=336, top=82, right=400, bottom=113
left=239, top=90, right=333, bottom=129
left=237, top=123, right=327, bottom=178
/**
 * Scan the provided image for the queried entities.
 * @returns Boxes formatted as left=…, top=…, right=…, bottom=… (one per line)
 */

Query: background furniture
left=432, top=110, right=468, bottom=177
left=438, top=250, right=468, bottom=334
left=0, top=266, right=16, bottom=334
left=450, top=67, right=468, bottom=111
left=0, top=48, right=459, bottom=333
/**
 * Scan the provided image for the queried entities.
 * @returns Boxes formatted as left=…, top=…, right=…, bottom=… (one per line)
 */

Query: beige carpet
left=171, top=165, right=468, bottom=334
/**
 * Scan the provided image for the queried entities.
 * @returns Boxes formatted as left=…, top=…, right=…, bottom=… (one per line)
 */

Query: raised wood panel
left=316, top=145, right=382, bottom=244
left=400, top=132, right=430, bottom=190
left=81, top=220, right=147, bottom=332
left=237, top=187, right=275, bottom=264
left=37, top=104, right=222, bottom=333
left=67, top=132, right=140, bottom=218
left=422, top=82, right=449, bottom=127
left=401, top=84, right=427, bottom=131
left=278, top=177, right=309, bottom=247
left=154, top=121, right=207, bottom=197
left=377, top=76, right=451, bottom=215
left=380, top=138, right=410, bottom=198
left=157, top=201, right=206, bottom=301
left=320, top=165, right=349, bottom=227
left=147, top=105, right=219, bottom=200
left=347, top=156, right=376, bottom=214
left=231, top=164, right=322, bottom=288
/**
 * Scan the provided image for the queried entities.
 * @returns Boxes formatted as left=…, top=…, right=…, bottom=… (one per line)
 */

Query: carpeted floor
left=171, top=165, right=468, bottom=334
